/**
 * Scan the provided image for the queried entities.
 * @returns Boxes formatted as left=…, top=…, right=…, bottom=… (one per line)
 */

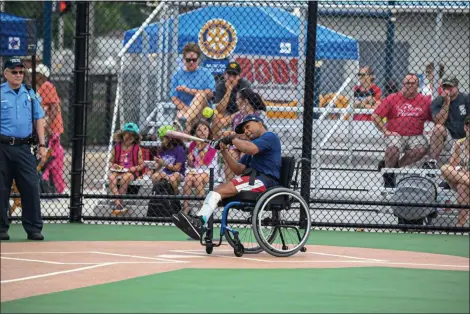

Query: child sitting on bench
left=108, top=122, right=144, bottom=216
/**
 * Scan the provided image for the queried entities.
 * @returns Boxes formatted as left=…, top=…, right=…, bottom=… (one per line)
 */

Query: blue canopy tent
left=115, top=5, right=360, bottom=147
left=0, top=12, right=38, bottom=56
left=122, top=6, right=359, bottom=60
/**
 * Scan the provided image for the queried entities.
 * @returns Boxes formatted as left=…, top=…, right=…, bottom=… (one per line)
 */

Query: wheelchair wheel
left=252, top=187, right=311, bottom=257
left=224, top=206, right=278, bottom=254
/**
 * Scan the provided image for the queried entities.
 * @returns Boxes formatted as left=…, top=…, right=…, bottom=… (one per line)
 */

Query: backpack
left=390, top=176, right=438, bottom=226
left=146, top=180, right=181, bottom=218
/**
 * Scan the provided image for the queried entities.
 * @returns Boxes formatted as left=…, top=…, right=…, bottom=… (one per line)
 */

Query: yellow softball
left=202, top=107, right=214, bottom=118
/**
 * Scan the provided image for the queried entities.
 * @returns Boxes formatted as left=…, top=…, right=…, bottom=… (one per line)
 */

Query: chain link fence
left=3, top=1, right=469, bottom=233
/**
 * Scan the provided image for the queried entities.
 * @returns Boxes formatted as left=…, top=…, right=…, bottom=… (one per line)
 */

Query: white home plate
left=156, top=254, right=207, bottom=259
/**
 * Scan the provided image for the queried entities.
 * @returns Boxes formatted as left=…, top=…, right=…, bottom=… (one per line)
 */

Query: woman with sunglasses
left=220, top=88, right=267, bottom=181
left=440, top=115, right=470, bottom=227
left=353, top=66, right=382, bottom=121
left=170, top=43, right=215, bottom=133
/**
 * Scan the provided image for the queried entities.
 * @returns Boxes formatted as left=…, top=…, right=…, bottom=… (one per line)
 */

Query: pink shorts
left=231, top=176, right=267, bottom=193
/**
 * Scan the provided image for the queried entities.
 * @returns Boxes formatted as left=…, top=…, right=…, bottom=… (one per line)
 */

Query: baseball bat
left=165, top=131, right=211, bottom=144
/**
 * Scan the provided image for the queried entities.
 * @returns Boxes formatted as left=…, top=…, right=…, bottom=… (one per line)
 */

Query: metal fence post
left=42, top=1, right=52, bottom=68
left=69, top=1, right=89, bottom=223
left=300, top=1, right=319, bottom=206
left=384, top=0, right=396, bottom=85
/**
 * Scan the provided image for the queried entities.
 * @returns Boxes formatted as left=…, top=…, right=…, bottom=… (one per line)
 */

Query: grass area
left=4, top=223, right=469, bottom=257
left=2, top=268, right=468, bottom=313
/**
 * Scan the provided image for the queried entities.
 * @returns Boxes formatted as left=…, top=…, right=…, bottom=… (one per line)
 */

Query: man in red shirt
left=372, top=73, right=432, bottom=187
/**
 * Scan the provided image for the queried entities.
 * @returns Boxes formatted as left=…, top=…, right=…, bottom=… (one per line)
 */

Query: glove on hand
left=210, top=136, right=235, bottom=150
left=221, top=135, right=235, bottom=146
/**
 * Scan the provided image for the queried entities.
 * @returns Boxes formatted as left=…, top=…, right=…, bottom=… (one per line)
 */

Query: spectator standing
left=353, top=66, right=382, bottom=121
left=424, top=77, right=469, bottom=168
left=0, top=58, right=46, bottom=241
left=34, top=64, right=66, bottom=193
left=211, top=61, right=251, bottom=135
left=170, top=43, right=215, bottom=133
left=372, top=73, right=432, bottom=187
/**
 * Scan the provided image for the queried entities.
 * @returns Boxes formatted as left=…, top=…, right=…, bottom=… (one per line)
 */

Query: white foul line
left=0, top=251, right=91, bottom=255
left=1, top=263, right=113, bottom=284
left=169, top=249, right=272, bottom=263
left=306, top=251, right=388, bottom=262
left=157, top=254, right=207, bottom=259
left=0, top=256, right=97, bottom=265
left=90, top=251, right=188, bottom=264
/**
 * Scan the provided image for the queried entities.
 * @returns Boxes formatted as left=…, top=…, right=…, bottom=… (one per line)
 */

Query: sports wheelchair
left=201, top=157, right=312, bottom=257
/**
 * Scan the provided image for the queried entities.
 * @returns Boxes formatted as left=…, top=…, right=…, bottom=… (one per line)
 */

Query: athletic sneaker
left=422, top=160, right=438, bottom=169
left=422, top=160, right=438, bottom=178
left=112, top=202, right=128, bottom=216
left=171, top=213, right=182, bottom=227
left=176, top=211, right=203, bottom=240
left=438, top=181, right=451, bottom=190
left=378, top=160, right=396, bottom=188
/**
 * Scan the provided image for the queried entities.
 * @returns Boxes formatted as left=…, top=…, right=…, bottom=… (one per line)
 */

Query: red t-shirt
left=374, top=92, right=432, bottom=136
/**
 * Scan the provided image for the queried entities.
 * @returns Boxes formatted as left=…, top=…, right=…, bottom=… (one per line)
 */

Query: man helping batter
left=173, top=114, right=282, bottom=240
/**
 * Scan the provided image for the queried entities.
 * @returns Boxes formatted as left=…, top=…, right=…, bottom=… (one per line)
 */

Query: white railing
left=102, top=3, right=166, bottom=193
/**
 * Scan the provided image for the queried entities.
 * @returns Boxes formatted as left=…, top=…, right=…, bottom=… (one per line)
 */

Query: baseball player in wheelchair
left=172, top=114, right=281, bottom=240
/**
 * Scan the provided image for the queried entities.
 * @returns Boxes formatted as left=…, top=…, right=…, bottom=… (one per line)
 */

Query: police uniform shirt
left=1, top=82, right=45, bottom=138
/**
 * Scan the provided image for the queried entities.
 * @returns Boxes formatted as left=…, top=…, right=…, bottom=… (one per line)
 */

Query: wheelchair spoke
left=224, top=207, right=264, bottom=254
left=253, top=188, right=312, bottom=257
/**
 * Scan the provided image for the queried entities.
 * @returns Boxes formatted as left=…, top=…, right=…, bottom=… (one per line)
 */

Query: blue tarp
left=0, top=12, right=38, bottom=56
left=123, top=6, right=359, bottom=60
left=327, top=1, right=469, bottom=7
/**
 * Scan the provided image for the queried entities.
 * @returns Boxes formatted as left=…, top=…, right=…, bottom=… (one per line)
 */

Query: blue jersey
left=0, top=82, right=44, bottom=138
left=239, top=132, right=281, bottom=187
left=170, top=67, right=215, bottom=107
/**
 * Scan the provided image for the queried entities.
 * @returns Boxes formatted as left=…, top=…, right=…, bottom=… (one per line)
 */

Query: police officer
left=0, top=57, right=47, bottom=241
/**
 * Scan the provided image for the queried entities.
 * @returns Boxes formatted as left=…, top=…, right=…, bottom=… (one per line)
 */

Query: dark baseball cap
left=235, top=114, right=264, bottom=134
left=442, top=76, right=459, bottom=87
left=3, top=57, right=25, bottom=70
left=226, top=61, right=241, bottom=75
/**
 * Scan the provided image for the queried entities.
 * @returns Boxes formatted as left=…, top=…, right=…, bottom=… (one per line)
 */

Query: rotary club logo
left=198, top=19, right=237, bottom=60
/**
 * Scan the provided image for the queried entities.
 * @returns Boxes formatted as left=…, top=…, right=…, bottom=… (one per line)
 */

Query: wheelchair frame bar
left=221, top=201, right=255, bottom=236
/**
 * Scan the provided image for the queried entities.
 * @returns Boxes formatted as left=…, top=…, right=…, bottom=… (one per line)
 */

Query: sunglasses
left=8, top=70, right=24, bottom=75
left=185, top=58, right=198, bottom=63
left=403, top=81, right=418, bottom=85
left=357, top=73, right=369, bottom=77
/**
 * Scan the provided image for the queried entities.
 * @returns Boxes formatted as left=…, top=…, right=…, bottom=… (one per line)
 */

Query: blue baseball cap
left=235, top=114, right=264, bottom=134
